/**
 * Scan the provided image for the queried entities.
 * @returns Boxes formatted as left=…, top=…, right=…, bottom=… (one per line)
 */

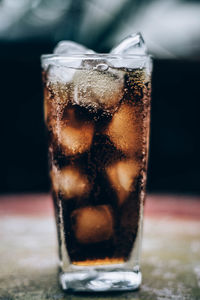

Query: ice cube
left=53, top=41, right=95, bottom=55
left=105, top=103, right=142, bottom=155
left=71, top=205, right=114, bottom=244
left=111, top=33, right=147, bottom=55
left=47, top=41, right=95, bottom=83
left=73, top=67, right=124, bottom=112
left=47, top=64, right=78, bottom=83
left=53, top=107, right=94, bottom=156
left=106, top=159, right=140, bottom=205
left=51, top=165, right=90, bottom=199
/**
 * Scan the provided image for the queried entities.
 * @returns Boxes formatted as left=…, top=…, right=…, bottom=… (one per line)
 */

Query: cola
left=43, top=65, right=151, bottom=266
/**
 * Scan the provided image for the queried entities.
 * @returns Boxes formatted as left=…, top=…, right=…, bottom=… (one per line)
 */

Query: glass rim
left=41, top=53, right=152, bottom=63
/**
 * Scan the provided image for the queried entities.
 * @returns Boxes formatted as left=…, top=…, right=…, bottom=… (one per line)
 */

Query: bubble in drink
left=71, top=205, right=114, bottom=244
left=51, top=165, right=90, bottom=199
left=106, top=159, right=140, bottom=205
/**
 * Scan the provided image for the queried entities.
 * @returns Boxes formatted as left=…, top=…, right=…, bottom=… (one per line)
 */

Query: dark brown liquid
left=43, top=67, right=151, bottom=265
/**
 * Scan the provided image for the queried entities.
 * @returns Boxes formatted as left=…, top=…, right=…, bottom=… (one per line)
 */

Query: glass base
left=60, top=269, right=142, bottom=292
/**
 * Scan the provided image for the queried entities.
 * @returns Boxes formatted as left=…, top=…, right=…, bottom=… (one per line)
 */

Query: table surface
left=0, top=194, right=200, bottom=300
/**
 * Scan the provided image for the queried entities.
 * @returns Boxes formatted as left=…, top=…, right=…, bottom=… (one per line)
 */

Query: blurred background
left=0, top=0, right=200, bottom=194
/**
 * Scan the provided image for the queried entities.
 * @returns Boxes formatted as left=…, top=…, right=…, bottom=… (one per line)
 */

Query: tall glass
left=41, top=54, right=151, bottom=292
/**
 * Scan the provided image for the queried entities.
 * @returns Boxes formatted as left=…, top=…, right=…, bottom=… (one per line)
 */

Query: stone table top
left=0, top=194, right=200, bottom=300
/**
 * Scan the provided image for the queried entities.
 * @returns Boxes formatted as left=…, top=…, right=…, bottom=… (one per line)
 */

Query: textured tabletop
left=0, top=194, right=200, bottom=300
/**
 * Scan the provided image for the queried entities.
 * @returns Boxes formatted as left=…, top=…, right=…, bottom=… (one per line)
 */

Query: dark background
left=0, top=0, right=200, bottom=194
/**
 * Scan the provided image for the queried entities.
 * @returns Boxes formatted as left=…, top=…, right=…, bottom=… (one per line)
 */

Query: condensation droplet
left=95, top=64, right=109, bottom=71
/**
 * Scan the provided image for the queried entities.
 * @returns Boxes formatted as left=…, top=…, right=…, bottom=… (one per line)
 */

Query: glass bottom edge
left=60, top=269, right=142, bottom=292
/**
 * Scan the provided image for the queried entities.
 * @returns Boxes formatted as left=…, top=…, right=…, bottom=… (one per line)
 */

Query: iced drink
left=41, top=33, right=152, bottom=292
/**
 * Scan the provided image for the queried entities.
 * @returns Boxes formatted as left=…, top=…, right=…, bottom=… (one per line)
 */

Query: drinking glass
left=41, top=52, right=152, bottom=292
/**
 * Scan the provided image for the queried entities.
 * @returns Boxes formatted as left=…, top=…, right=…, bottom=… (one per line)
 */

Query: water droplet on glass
left=95, top=63, right=109, bottom=71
